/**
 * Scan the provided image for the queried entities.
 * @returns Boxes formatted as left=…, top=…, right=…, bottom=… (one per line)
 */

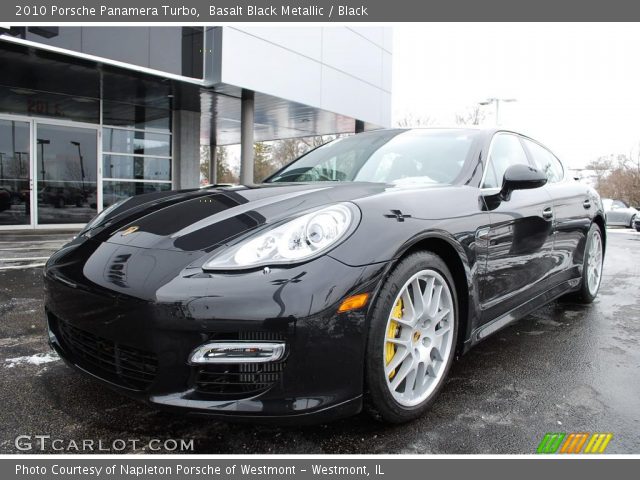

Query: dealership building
left=0, top=26, right=392, bottom=229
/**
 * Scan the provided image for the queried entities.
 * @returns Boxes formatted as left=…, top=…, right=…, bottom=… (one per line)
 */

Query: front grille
left=194, top=331, right=286, bottom=398
left=55, top=318, right=158, bottom=391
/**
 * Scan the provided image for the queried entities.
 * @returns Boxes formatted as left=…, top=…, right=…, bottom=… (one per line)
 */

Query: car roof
left=372, top=127, right=557, bottom=154
left=369, top=126, right=538, bottom=140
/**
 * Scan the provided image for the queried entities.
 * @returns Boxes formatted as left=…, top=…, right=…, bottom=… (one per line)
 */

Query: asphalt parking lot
left=0, top=228, right=639, bottom=454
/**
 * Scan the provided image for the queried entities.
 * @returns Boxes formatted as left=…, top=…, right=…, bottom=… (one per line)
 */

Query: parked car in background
left=603, top=198, right=637, bottom=228
left=38, top=185, right=84, bottom=208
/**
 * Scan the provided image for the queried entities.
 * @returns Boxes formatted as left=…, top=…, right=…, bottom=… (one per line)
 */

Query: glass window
left=101, top=116, right=173, bottom=209
left=35, top=124, right=98, bottom=225
left=522, top=139, right=564, bottom=183
left=102, top=101, right=171, bottom=132
left=267, top=130, right=479, bottom=186
left=102, top=181, right=171, bottom=208
left=0, top=119, right=31, bottom=226
left=483, top=162, right=499, bottom=189
left=0, top=85, right=100, bottom=124
left=483, top=134, right=530, bottom=188
left=103, top=129, right=171, bottom=157
left=103, top=155, right=171, bottom=181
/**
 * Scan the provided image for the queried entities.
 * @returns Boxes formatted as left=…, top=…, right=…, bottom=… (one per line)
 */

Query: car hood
left=96, top=182, right=388, bottom=252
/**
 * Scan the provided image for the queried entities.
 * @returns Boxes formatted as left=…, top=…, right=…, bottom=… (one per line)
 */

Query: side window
left=523, top=139, right=564, bottom=183
left=483, top=134, right=529, bottom=188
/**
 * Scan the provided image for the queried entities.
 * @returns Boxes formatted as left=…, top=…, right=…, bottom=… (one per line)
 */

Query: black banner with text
left=2, top=0, right=640, bottom=22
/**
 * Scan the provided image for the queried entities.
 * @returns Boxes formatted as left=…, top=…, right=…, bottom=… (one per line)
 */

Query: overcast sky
left=393, top=23, right=640, bottom=169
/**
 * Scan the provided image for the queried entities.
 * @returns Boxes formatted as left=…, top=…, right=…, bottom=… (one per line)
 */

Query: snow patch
left=4, top=352, right=59, bottom=368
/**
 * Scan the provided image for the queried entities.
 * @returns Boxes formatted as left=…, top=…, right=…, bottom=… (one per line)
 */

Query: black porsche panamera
left=44, top=128, right=605, bottom=423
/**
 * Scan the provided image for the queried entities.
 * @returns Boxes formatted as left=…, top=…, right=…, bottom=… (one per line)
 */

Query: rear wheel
left=365, top=251, right=458, bottom=423
left=571, top=223, right=603, bottom=303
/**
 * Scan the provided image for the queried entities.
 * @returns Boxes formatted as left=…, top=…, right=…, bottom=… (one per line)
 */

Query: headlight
left=203, top=203, right=359, bottom=270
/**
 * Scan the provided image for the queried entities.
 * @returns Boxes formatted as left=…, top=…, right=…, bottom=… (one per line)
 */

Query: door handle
left=542, top=207, right=554, bottom=220
left=583, top=199, right=591, bottom=209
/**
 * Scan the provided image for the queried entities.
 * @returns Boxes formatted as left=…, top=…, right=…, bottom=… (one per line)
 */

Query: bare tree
left=270, top=138, right=310, bottom=170
left=253, top=142, right=275, bottom=183
left=299, top=134, right=342, bottom=149
left=395, top=113, right=436, bottom=128
left=200, top=145, right=238, bottom=184
left=455, top=105, right=485, bottom=126
left=214, top=146, right=238, bottom=184
left=588, top=154, right=640, bottom=207
left=199, top=145, right=211, bottom=184
left=270, top=134, right=344, bottom=171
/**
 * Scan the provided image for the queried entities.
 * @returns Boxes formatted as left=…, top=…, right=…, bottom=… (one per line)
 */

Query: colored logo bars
left=537, top=433, right=613, bottom=454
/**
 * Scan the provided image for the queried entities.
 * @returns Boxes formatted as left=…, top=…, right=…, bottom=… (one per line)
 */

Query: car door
left=478, top=133, right=555, bottom=324
left=521, top=138, right=591, bottom=285
left=609, top=200, right=631, bottom=225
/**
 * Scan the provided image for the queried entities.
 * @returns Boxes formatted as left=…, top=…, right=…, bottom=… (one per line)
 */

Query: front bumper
left=44, top=239, right=389, bottom=423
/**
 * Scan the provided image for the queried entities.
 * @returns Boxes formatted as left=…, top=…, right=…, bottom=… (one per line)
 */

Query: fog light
left=189, top=341, right=286, bottom=364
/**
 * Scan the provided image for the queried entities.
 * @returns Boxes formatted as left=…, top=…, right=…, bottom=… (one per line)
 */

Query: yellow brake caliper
left=386, top=298, right=403, bottom=379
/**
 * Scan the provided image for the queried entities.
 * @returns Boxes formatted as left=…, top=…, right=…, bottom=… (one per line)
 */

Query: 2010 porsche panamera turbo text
left=43, top=128, right=605, bottom=423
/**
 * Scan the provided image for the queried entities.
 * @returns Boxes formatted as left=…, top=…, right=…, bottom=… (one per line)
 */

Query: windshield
left=266, top=129, right=480, bottom=185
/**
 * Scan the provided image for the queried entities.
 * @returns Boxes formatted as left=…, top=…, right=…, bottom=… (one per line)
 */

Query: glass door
left=34, top=122, right=98, bottom=226
left=0, top=118, right=32, bottom=227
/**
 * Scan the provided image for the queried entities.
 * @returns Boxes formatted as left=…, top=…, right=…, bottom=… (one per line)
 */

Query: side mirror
left=500, top=164, right=547, bottom=201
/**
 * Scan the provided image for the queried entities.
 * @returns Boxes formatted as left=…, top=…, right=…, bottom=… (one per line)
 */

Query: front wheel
left=571, top=223, right=604, bottom=303
left=630, top=215, right=636, bottom=229
left=365, top=251, right=458, bottom=423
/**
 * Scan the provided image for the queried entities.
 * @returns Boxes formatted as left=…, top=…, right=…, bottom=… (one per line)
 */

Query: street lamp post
left=478, top=98, right=517, bottom=125
left=0, top=152, right=5, bottom=180
left=37, top=139, right=50, bottom=185
left=70, top=141, right=86, bottom=198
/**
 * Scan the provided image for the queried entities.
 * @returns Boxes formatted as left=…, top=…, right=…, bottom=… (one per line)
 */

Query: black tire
left=636, top=226, right=640, bottom=233
left=630, top=215, right=636, bottom=229
left=569, top=223, right=604, bottom=304
left=364, top=251, right=458, bottom=423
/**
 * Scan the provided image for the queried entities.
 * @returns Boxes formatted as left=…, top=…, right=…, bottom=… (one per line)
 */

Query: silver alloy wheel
left=586, top=229, right=603, bottom=296
left=383, top=269, right=454, bottom=407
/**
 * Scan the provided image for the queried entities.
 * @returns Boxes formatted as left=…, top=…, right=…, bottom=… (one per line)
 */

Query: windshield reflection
left=266, top=129, right=480, bottom=186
